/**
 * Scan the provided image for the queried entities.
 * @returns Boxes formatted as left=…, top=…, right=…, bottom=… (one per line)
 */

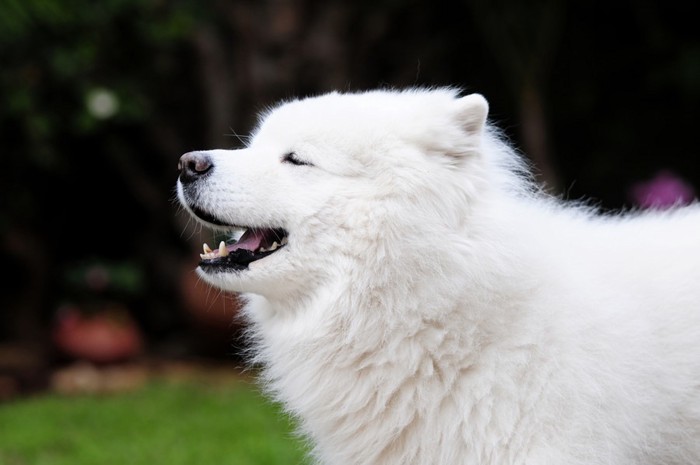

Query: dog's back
left=502, top=201, right=700, bottom=464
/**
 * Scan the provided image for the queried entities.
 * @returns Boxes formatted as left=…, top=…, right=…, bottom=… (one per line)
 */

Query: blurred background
left=1, top=0, right=699, bottom=400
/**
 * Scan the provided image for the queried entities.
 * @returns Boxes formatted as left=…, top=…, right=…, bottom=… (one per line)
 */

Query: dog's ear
left=453, top=93, right=488, bottom=138
left=442, top=93, right=488, bottom=159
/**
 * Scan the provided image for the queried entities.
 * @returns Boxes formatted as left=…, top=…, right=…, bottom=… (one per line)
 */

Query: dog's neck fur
left=242, top=190, right=564, bottom=465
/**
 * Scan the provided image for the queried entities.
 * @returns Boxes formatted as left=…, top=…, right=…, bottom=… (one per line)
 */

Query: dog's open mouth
left=199, top=227, right=288, bottom=272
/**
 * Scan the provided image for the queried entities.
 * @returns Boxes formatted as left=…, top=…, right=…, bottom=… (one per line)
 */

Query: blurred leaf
left=64, top=260, right=145, bottom=295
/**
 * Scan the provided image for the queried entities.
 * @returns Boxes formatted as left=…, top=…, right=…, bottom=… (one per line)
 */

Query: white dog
left=177, top=88, right=700, bottom=465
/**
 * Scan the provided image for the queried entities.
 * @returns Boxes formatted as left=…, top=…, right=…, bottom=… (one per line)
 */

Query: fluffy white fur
left=177, top=88, right=700, bottom=465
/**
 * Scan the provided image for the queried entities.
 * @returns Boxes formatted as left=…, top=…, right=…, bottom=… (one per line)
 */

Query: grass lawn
left=0, top=374, right=310, bottom=465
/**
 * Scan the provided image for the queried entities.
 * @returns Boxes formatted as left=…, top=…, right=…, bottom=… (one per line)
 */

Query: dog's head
left=176, top=89, right=491, bottom=298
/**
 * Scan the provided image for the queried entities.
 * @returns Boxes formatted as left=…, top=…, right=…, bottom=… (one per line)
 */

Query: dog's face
left=176, top=144, right=343, bottom=297
left=177, top=90, right=488, bottom=298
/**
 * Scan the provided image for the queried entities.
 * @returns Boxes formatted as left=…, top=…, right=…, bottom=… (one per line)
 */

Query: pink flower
left=629, top=170, right=695, bottom=209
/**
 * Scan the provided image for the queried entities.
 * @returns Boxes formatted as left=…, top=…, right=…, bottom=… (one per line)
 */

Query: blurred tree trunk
left=519, top=81, right=557, bottom=190
left=193, top=26, right=235, bottom=148
left=2, top=227, right=48, bottom=345
left=470, top=0, right=564, bottom=192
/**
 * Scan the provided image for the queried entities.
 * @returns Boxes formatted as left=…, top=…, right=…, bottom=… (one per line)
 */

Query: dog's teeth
left=218, top=241, right=229, bottom=257
left=200, top=237, right=286, bottom=259
left=198, top=242, right=222, bottom=260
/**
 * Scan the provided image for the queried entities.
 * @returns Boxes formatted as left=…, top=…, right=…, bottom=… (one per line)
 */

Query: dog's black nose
left=178, top=151, right=213, bottom=184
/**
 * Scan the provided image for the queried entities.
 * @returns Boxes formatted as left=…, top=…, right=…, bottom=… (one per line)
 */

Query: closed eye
left=282, top=152, right=313, bottom=167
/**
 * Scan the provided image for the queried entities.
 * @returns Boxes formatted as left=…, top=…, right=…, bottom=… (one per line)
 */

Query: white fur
left=178, top=88, right=700, bottom=465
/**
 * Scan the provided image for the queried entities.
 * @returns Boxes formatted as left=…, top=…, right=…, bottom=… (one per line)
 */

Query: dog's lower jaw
left=194, top=252, right=299, bottom=298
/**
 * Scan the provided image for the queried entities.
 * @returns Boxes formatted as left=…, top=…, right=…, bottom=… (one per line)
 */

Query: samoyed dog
left=177, top=88, right=700, bottom=465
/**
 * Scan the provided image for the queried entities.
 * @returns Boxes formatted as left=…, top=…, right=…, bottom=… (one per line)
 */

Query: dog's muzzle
left=176, top=150, right=291, bottom=272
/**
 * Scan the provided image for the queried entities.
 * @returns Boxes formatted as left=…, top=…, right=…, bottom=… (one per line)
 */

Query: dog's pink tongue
left=230, top=229, right=265, bottom=252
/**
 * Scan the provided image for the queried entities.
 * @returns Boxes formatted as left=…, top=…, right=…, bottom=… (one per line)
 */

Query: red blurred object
left=180, top=258, right=242, bottom=329
left=53, top=305, right=144, bottom=364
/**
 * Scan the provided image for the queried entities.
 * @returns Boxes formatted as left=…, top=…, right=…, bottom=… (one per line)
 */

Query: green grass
left=0, top=379, right=310, bottom=465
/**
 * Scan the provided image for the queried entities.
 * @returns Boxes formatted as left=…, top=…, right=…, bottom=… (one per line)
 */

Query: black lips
left=199, top=248, right=277, bottom=272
